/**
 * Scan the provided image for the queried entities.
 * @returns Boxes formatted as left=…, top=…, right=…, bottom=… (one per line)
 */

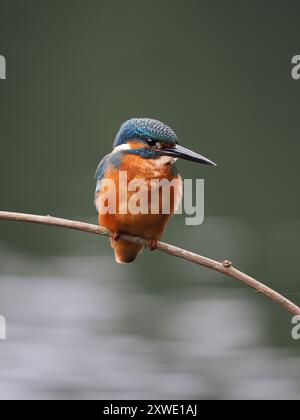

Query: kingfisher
left=95, top=118, right=216, bottom=263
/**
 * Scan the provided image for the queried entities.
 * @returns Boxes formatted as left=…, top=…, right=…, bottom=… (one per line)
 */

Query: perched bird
left=95, top=118, right=216, bottom=263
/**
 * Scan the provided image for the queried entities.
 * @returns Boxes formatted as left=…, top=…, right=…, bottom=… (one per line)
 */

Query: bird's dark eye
left=146, top=138, right=156, bottom=147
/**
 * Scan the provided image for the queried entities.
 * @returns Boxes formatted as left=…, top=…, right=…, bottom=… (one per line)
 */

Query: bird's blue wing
left=94, top=152, right=123, bottom=213
left=94, top=154, right=112, bottom=213
left=95, top=151, right=124, bottom=182
left=95, top=153, right=112, bottom=182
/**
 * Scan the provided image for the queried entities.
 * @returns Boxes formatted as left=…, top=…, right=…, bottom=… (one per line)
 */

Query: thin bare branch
left=1, top=210, right=299, bottom=315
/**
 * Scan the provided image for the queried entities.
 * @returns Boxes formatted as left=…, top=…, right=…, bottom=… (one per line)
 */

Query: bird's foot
left=147, top=238, right=158, bottom=251
left=111, top=232, right=120, bottom=241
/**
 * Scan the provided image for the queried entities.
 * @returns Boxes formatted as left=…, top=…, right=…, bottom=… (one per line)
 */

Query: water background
left=0, top=1, right=300, bottom=399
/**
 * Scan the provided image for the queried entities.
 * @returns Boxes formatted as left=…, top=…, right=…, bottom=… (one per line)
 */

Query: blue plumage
left=95, top=151, right=123, bottom=181
left=95, top=117, right=216, bottom=263
left=113, top=118, right=178, bottom=147
left=96, top=118, right=179, bottom=183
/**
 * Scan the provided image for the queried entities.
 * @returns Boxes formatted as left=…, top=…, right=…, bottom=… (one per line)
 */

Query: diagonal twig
left=0, top=210, right=299, bottom=315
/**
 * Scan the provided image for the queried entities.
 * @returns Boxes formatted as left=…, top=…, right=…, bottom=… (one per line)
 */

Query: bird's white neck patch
left=113, top=143, right=131, bottom=153
left=153, top=156, right=178, bottom=166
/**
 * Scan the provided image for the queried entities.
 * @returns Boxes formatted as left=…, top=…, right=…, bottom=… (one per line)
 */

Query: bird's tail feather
left=110, top=238, right=144, bottom=264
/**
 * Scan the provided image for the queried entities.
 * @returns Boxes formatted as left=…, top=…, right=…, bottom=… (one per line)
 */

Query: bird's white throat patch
left=113, top=143, right=131, bottom=153
left=154, top=156, right=177, bottom=166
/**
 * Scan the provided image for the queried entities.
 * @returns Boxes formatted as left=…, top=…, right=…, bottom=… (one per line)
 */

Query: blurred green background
left=0, top=0, right=300, bottom=399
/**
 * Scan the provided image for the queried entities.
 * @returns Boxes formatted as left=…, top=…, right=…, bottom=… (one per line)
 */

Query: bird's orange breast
left=96, top=153, right=182, bottom=240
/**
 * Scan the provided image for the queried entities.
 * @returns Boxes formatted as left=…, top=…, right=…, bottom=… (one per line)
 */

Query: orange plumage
left=95, top=118, right=216, bottom=263
left=96, top=143, right=182, bottom=263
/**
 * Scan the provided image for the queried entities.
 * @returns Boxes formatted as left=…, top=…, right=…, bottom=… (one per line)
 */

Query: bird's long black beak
left=160, top=144, right=217, bottom=166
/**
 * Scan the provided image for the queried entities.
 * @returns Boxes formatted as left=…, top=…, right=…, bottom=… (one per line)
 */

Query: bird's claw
left=112, top=232, right=120, bottom=241
left=147, top=238, right=157, bottom=251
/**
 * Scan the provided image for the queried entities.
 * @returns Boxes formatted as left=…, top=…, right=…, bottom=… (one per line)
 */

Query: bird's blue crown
left=113, top=118, right=178, bottom=147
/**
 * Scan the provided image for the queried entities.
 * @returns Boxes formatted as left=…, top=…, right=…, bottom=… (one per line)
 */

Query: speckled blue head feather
left=113, top=118, right=178, bottom=147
